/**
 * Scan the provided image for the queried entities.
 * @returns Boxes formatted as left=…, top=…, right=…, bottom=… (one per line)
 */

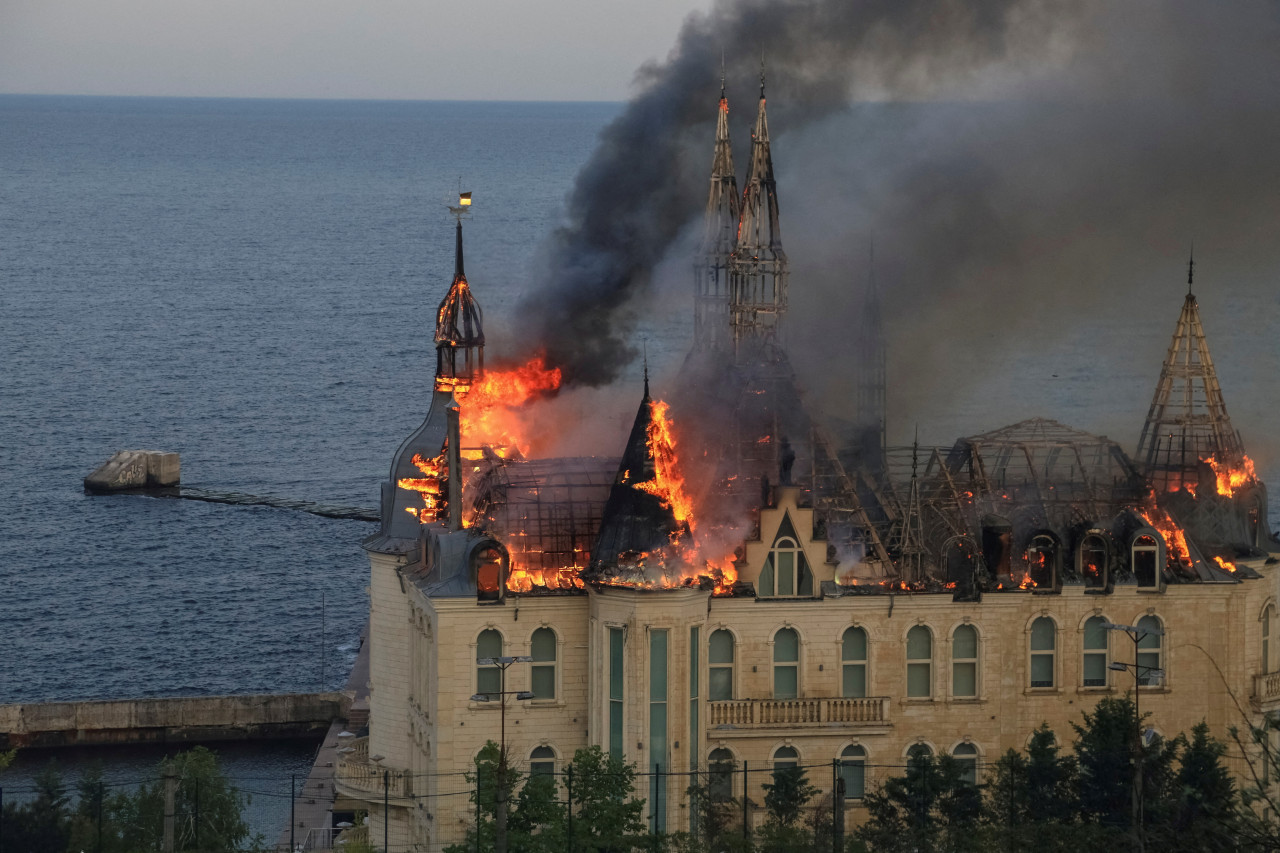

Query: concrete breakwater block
left=84, top=450, right=180, bottom=493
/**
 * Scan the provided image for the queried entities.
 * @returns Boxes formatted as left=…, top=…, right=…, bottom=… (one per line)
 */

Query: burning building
left=337, top=87, right=1280, bottom=851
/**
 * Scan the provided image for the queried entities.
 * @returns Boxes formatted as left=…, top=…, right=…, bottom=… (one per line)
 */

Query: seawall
left=0, top=692, right=349, bottom=749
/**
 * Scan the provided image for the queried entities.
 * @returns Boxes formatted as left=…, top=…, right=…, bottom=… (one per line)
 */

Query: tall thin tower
left=694, top=70, right=740, bottom=352
left=728, top=65, right=788, bottom=351
left=1135, top=252, right=1244, bottom=492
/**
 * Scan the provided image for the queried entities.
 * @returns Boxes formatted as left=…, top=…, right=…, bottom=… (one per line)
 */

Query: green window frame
left=773, top=628, right=799, bottom=699
left=842, top=626, right=868, bottom=698
left=906, top=626, right=932, bottom=698
left=530, top=627, right=557, bottom=700
left=477, top=629, right=502, bottom=696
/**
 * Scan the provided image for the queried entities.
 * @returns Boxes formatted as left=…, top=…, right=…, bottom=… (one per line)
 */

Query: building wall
left=363, top=545, right=1278, bottom=850
left=367, top=550, right=415, bottom=849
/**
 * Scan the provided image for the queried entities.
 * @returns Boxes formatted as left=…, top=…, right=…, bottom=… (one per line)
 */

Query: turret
left=694, top=74, right=741, bottom=351
left=728, top=68, right=788, bottom=350
left=1136, top=253, right=1245, bottom=493
left=434, top=219, right=485, bottom=393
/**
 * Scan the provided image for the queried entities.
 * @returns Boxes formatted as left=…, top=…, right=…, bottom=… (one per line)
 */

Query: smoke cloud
left=520, top=0, right=1280, bottom=469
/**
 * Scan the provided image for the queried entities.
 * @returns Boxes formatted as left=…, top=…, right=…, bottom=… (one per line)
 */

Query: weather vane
left=449, top=177, right=472, bottom=221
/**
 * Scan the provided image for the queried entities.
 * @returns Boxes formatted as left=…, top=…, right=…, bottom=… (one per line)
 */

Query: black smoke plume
left=520, top=0, right=1072, bottom=386
left=522, top=0, right=1280, bottom=472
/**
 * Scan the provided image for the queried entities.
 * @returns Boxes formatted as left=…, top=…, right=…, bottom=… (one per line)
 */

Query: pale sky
left=0, top=0, right=713, bottom=101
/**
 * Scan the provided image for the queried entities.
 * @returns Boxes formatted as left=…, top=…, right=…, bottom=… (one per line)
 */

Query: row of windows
left=709, top=615, right=1166, bottom=700
left=475, top=615, right=1168, bottom=705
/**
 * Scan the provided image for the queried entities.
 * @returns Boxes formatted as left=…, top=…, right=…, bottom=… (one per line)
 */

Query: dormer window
left=757, top=514, right=813, bottom=596
left=1079, top=534, right=1108, bottom=588
left=474, top=545, right=506, bottom=603
left=1132, top=534, right=1160, bottom=588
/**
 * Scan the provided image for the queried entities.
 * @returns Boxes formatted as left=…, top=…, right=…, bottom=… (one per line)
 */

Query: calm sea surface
left=2, top=94, right=1278, bottom=833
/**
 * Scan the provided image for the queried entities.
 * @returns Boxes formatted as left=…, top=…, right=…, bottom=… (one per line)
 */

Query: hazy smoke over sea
left=521, top=0, right=1280, bottom=460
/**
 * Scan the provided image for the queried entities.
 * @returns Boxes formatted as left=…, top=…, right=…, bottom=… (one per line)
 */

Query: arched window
left=773, top=746, right=799, bottom=779
left=530, top=746, right=556, bottom=777
left=952, top=743, right=979, bottom=785
left=839, top=745, right=866, bottom=799
left=1080, top=534, right=1108, bottom=588
left=952, top=625, right=978, bottom=698
left=708, top=748, right=736, bottom=801
left=906, top=626, right=933, bottom=698
left=709, top=629, right=734, bottom=701
left=1030, top=617, right=1056, bottom=688
left=1264, top=605, right=1276, bottom=675
left=842, top=627, right=868, bottom=698
left=531, top=627, right=556, bottom=700
left=907, top=743, right=933, bottom=770
left=476, top=629, right=502, bottom=696
left=759, top=535, right=814, bottom=597
left=1137, top=615, right=1163, bottom=686
left=1027, top=534, right=1057, bottom=588
left=1082, top=616, right=1109, bottom=687
left=1132, top=535, right=1159, bottom=588
left=773, top=628, right=800, bottom=699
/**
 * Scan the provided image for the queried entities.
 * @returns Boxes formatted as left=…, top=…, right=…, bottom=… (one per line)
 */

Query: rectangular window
left=609, top=627, right=624, bottom=759
left=650, top=629, right=668, bottom=834
left=907, top=662, right=931, bottom=698
left=777, top=552, right=795, bottom=596
left=774, top=666, right=798, bottom=699
left=1030, top=654, right=1054, bottom=688
left=843, top=664, right=867, bottom=698
left=953, top=661, right=976, bottom=698
left=840, top=760, right=865, bottom=800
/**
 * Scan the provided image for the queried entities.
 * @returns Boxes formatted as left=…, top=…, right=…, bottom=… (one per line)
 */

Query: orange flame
left=1211, top=555, right=1238, bottom=573
left=1135, top=492, right=1191, bottom=567
left=459, top=354, right=562, bottom=453
left=1204, top=454, right=1258, bottom=498
left=397, top=451, right=446, bottom=523
left=635, top=400, right=695, bottom=527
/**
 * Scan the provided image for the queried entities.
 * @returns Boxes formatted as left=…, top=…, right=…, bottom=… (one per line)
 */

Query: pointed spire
left=454, top=219, right=465, bottom=278
left=729, top=62, right=788, bottom=348
left=643, top=341, right=651, bottom=400
left=694, top=68, right=742, bottom=350
left=1187, top=242, right=1195, bottom=296
left=1136, top=269, right=1244, bottom=491
left=435, top=216, right=485, bottom=392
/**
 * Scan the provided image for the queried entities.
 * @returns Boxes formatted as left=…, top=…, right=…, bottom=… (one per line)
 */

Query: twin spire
left=696, top=64, right=789, bottom=353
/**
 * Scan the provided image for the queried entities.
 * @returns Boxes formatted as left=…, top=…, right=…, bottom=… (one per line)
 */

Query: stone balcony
left=1253, top=672, right=1280, bottom=708
left=709, top=697, right=891, bottom=734
left=333, top=736, right=414, bottom=804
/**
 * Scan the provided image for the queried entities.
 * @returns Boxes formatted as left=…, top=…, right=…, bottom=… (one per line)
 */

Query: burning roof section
left=467, top=455, right=616, bottom=593
left=585, top=379, right=691, bottom=584
left=1136, top=259, right=1245, bottom=493
left=729, top=71, right=788, bottom=348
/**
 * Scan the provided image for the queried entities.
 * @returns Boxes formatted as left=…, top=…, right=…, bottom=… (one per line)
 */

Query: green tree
left=1151, top=721, right=1239, bottom=851
left=567, top=746, right=647, bottom=853
left=1072, top=695, right=1179, bottom=835
left=111, top=746, right=256, bottom=852
left=754, top=764, right=820, bottom=852
left=857, top=753, right=981, bottom=853
left=1, top=760, right=71, bottom=853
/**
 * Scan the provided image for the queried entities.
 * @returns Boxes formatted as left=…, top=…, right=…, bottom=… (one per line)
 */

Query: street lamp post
left=1102, top=621, right=1165, bottom=853
left=471, top=655, right=534, bottom=853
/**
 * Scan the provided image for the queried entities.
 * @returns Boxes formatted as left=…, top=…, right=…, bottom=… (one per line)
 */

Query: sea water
left=2, top=94, right=1278, bottom=837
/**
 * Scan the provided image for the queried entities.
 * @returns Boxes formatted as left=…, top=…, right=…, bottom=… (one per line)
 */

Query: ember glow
left=1204, top=454, right=1258, bottom=498
left=507, top=561, right=585, bottom=592
left=398, top=451, right=446, bottom=522
left=459, top=354, right=562, bottom=452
